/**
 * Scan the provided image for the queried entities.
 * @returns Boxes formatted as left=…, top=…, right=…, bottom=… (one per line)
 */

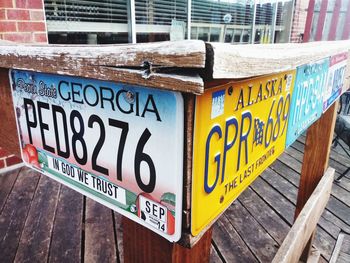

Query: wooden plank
left=251, top=176, right=295, bottom=225
left=328, top=0, right=342, bottom=40
left=0, top=68, right=21, bottom=156
left=306, top=247, right=321, bottom=263
left=327, top=196, right=350, bottom=225
left=207, top=40, right=350, bottom=79
left=238, top=186, right=290, bottom=245
left=0, top=41, right=205, bottom=94
left=295, top=102, right=338, bottom=219
left=285, top=146, right=350, bottom=209
left=272, top=168, right=335, bottom=263
left=313, top=226, right=337, bottom=261
left=0, top=168, right=40, bottom=262
left=84, top=198, right=117, bottom=263
left=329, top=232, right=345, bottom=263
left=265, top=162, right=342, bottom=240
left=337, top=252, right=350, bottom=263
left=14, top=175, right=61, bottom=263
left=209, top=244, right=223, bottom=263
left=211, top=215, right=258, bottom=263
left=123, top=216, right=212, bottom=263
left=315, top=0, right=329, bottom=41
left=0, top=168, right=20, bottom=212
left=224, top=201, right=279, bottom=262
left=48, top=185, right=84, bottom=263
left=303, top=0, right=316, bottom=42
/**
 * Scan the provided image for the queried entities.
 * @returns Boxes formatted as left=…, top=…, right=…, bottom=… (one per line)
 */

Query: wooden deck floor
left=0, top=136, right=350, bottom=263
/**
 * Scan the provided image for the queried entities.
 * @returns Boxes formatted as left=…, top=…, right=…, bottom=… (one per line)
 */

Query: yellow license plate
left=191, top=71, right=296, bottom=235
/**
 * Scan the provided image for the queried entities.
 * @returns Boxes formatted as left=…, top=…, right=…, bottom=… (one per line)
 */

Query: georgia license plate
left=10, top=69, right=183, bottom=242
left=191, top=71, right=295, bottom=236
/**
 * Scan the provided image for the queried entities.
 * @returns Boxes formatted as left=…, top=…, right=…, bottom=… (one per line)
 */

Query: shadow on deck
left=1, top=136, right=350, bottom=263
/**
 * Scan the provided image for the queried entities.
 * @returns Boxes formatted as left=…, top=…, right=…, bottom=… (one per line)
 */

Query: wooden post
left=122, top=217, right=213, bottom=263
left=294, top=102, right=338, bottom=260
left=0, top=68, right=21, bottom=156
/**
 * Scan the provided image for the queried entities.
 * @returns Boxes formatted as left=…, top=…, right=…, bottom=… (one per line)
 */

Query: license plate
left=323, top=53, right=348, bottom=111
left=10, top=70, right=183, bottom=242
left=191, top=71, right=295, bottom=235
left=286, top=58, right=329, bottom=147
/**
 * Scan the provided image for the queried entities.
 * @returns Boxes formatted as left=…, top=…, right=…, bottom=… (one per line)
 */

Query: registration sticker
left=191, top=71, right=296, bottom=236
left=10, top=70, right=183, bottom=242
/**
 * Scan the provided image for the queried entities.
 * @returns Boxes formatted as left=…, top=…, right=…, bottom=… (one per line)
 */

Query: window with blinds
left=44, top=0, right=128, bottom=32
left=135, top=0, right=187, bottom=25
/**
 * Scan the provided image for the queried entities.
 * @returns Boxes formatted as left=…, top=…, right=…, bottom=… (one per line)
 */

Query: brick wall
left=0, top=0, right=48, bottom=173
left=290, top=0, right=309, bottom=43
left=0, top=0, right=48, bottom=43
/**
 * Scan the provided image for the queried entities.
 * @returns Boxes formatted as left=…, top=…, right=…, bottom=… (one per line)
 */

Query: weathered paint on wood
left=207, top=40, right=350, bottom=79
left=272, top=168, right=335, bottom=263
left=0, top=41, right=205, bottom=94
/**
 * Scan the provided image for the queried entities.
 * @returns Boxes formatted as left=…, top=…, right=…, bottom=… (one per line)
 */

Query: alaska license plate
left=191, top=71, right=295, bottom=235
left=10, top=70, right=183, bottom=242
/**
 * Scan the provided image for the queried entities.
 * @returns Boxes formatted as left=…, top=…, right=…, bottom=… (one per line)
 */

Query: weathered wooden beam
left=207, top=40, right=350, bottom=79
left=272, top=167, right=335, bottom=263
left=0, top=68, right=20, bottom=157
left=0, top=41, right=206, bottom=94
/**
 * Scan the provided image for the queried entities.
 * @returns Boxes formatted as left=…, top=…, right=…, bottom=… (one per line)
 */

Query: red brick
left=0, top=9, right=6, bottom=20
left=30, top=10, right=44, bottom=21
left=17, top=21, right=45, bottom=32
left=15, top=0, right=43, bottom=9
left=6, top=155, right=22, bottom=166
left=0, top=21, right=16, bottom=32
left=0, top=0, right=13, bottom=8
left=34, top=32, right=47, bottom=43
left=7, top=9, right=30, bottom=20
left=0, top=147, right=7, bottom=158
left=0, top=159, right=4, bottom=168
left=3, top=32, right=32, bottom=42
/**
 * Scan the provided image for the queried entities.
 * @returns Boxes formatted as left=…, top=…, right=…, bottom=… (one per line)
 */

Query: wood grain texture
left=272, top=168, right=335, bottom=263
left=295, top=102, right=338, bottom=218
left=0, top=168, right=40, bottom=262
left=0, top=68, right=21, bottom=156
left=123, top=216, right=212, bottom=263
left=84, top=198, right=117, bottom=263
left=208, top=40, right=350, bottom=79
left=49, top=185, right=83, bottom=263
left=0, top=41, right=205, bottom=94
left=0, top=168, right=20, bottom=212
left=225, top=201, right=279, bottom=262
left=14, top=175, right=61, bottom=263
